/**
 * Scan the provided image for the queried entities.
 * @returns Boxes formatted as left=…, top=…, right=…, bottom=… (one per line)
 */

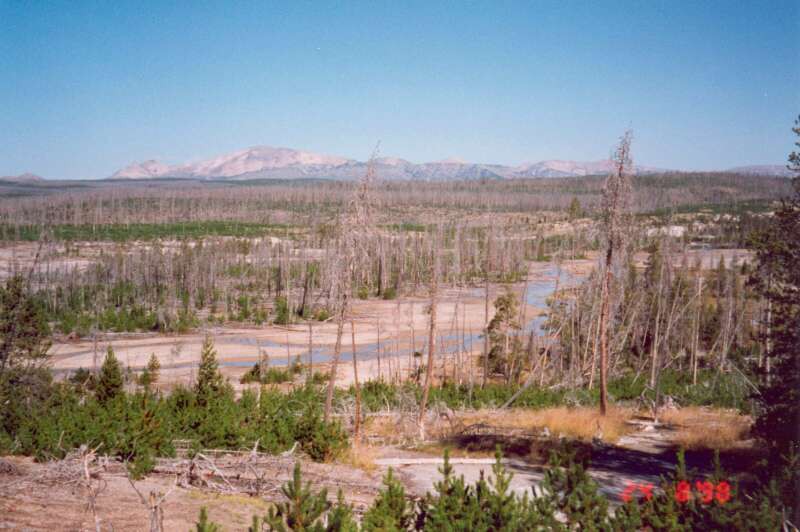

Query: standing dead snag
left=350, top=320, right=362, bottom=444
left=418, top=239, right=439, bottom=440
left=598, top=131, right=633, bottom=416
left=78, top=445, right=108, bottom=532
left=127, top=474, right=178, bottom=532
left=325, top=304, right=347, bottom=422
left=323, top=146, right=379, bottom=422
left=482, top=229, right=492, bottom=387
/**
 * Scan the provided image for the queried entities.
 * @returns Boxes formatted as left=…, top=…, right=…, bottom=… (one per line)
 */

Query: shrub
left=274, top=297, right=291, bottom=325
left=241, top=362, right=304, bottom=385
left=251, top=445, right=788, bottom=531
left=381, top=287, right=397, bottom=300
left=313, top=308, right=330, bottom=321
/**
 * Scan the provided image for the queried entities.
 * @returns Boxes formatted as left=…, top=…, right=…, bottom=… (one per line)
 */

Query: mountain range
left=0, top=172, right=45, bottom=183
left=724, top=165, right=795, bottom=178
left=110, top=145, right=672, bottom=181
left=7, top=148, right=793, bottom=182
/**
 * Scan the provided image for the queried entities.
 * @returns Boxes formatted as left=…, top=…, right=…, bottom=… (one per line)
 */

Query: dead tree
left=78, top=445, right=107, bottom=532
left=127, top=475, right=178, bottom=532
left=482, top=230, right=492, bottom=387
left=418, top=239, right=440, bottom=440
left=598, top=131, right=633, bottom=416
left=324, top=147, right=379, bottom=422
left=350, top=320, right=362, bottom=444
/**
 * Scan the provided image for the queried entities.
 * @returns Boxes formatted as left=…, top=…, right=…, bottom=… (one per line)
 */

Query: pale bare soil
left=0, top=454, right=380, bottom=531
left=47, top=257, right=574, bottom=390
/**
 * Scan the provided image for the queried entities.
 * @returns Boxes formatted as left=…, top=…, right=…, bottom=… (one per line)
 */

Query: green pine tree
left=540, top=443, right=610, bottom=529
left=194, top=507, right=222, bottom=532
left=750, top=113, right=800, bottom=524
left=264, top=462, right=330, bottom=531
left=325, top=490, right=358, bottom=531
left=96, top=345, right=123, bottom=403
left=484, top=448, right=519, bottom=530
left=196, top=335, right=225, bottom=403
left=362, top=468, right=413, bottom=531
left=568, top=196, right=582, bottom=220
left=419, top=449, right=484, bottom=530
left=0, top=275, right=51, bottom=376
left=146, top=352, right=161, bottom=384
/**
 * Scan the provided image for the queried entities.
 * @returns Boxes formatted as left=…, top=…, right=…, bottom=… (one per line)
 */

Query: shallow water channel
left=211, top=263, right=585, bottom=370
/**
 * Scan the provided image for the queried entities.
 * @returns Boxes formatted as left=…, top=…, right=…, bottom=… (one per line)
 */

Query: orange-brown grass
left=340, top=443, right=380, bottom=472
left=659, top=407, right=751, bottom=450
left=363, top=415, right=400, bottom=440
left=413, top=442, right=495, bottom=458
left=457, top=406, right=636, bottom=444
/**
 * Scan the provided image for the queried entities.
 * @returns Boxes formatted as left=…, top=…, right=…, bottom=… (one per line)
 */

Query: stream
left=213, top=263, right=586, bottom=370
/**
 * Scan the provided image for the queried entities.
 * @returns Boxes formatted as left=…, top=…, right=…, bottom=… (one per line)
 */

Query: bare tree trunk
left=307, top=322, right=313, bottom=383
left=376, top=319, right=382, bottom=380
left=765, top=274, right=772, bottom=385
left=599, top=262, right=611, bottom=416
left=409, top=302, right=416, bottom=375
left=324, top=302, right=346, bottom=423
left=418, top=246, right=439, bottom=440
left=588, top=307, right=601, bottom=388
left=649, top=259, right=665, bottom=388
left=350, top=320, right=361, bottom=444
left=482, top=233, right=491, bottom=387
left=286, top=331, right=291, bottom=368
left=598, top=130, right=633, bottom=416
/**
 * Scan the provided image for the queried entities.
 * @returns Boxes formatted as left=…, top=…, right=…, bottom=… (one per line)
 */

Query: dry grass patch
left=340, top=444, right=380, bottom=472
left=458, top=406, right=636, bottom=444
left=363, top=415, right=401, bottom=440
left=660, top=407, right=751, bottom=451
left=412, top=442, right=496, bottom=459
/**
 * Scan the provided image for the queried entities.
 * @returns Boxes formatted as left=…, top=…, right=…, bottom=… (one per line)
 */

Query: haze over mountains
left=0, top=172, right=45, bottom=183
left=724, top=165, right=795, bottom=178
left=110, top=146, right=669, bottom=180
left=7, top=147, right=792, bottom=182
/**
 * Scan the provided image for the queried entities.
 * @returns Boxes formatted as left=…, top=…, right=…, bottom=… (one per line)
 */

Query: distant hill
left=726, top=165, right=795, bottom=177
left=0, top=172, right=45, bottom=183
left=110, top=146, right=669, bottom=181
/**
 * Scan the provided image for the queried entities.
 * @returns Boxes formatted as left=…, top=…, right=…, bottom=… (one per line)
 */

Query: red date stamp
left=621, top=480, right=731, bottom=504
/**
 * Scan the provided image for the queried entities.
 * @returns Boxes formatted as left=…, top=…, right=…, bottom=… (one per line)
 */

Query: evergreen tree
left=750, top=114, right=800, bottom=523
left=195, top=507, right=222, bottom=532
left=139, top=353, right=161, bottom=389
left=96, top=346, right=123, bottom=403
left=264, top=462, right=330, bottom=531
left=540, top=444, right=610, bottom=529
left=486, top=292, right=523, bottom=382
left=362, top=468, right=413, bottom=531
left=483, top=448, right=521, bottom=530
left=0, top=275, right=53, bottom=448
left=325, top=490, right=358, bottom=531
left=418, top=450, right=484, bottom=530
left=196, top=335, right=225, bottom=403
left=568, top=196, right=582, bottom=220
left=0, top=275, right=51, bottom=375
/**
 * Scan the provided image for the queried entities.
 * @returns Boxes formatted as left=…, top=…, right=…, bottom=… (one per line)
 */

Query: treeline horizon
left=0, top=171, right=791, bottom=230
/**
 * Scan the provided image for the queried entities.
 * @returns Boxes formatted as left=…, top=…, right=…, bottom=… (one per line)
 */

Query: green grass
left=639, top=199, right=778, bottom=218
left=338, top=368, right=753, bottom=414
left=0, top=220, right=292, bottom=241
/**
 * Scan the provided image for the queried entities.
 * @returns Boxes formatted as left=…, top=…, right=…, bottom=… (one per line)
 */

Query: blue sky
left=1, top=1, right=798, bottom=179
